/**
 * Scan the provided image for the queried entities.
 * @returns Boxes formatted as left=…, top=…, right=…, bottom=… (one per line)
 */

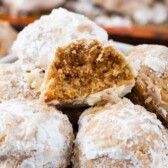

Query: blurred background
left=0, top=0, right=168, bottom=48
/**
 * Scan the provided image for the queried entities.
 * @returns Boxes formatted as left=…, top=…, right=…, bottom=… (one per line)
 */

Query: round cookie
left=0, top=99, right=74, bottom=168
left=74, top=99, right=168, bottom=167
left=126, top=44, right=168, bottom=127
left=40, top=39, right=135, bottom=106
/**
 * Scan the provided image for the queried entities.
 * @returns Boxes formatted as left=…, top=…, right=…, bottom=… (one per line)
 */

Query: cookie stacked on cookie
left=0, top=8, right=168, bottom=168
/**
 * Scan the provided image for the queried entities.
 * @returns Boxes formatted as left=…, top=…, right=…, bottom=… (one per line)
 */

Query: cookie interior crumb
left=43, top=39, right=134, bottom=102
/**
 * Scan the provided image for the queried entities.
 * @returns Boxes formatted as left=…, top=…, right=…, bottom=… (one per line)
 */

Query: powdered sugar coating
left=12, top=8, right=108, bottom=69
left=0, top=61, right=45, bottom=102
left=0, top=99, right=74, bottom=168
left=126, top=44, right=168, bottom=74
left=126, top=44, right=168, bottom=126
left=74, top=99, right=168, bottom=167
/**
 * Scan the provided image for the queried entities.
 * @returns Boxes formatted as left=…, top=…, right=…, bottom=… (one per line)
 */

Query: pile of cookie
left=0, top=8, right=167, bottom=168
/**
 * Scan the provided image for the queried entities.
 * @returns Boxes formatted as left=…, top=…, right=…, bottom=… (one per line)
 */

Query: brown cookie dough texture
left=41, top=39, right=135, bottom=106
left=74, top=99, right=168, bottom=168
left=126, top=45, right=168, bottom=126
left=0, top=21, right=17, bottom=58
left=0, top=99, right=74, bottom=168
